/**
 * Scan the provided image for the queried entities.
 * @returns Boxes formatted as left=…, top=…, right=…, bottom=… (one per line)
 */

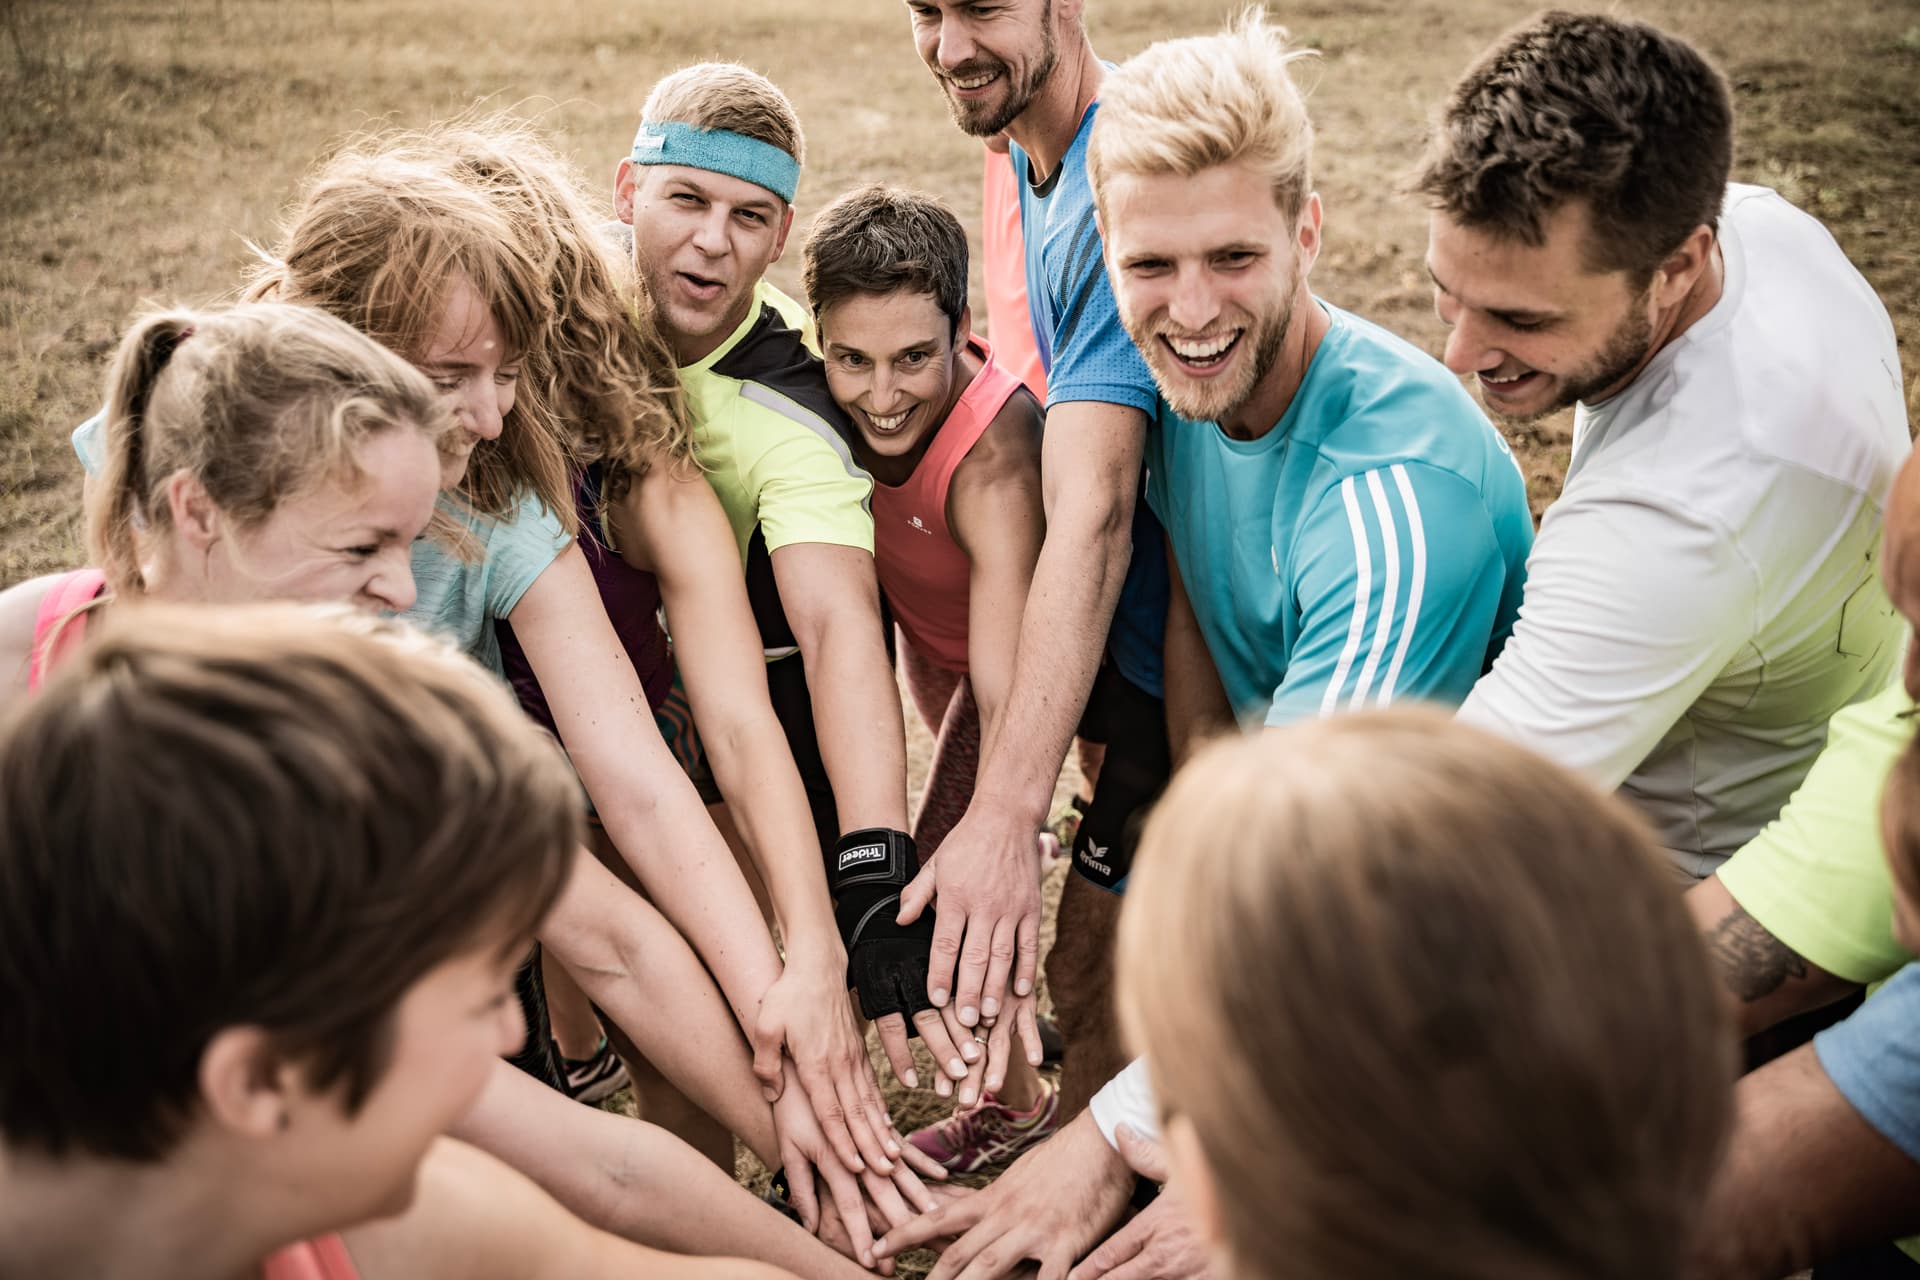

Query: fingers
left=861, top=1164, right=917, bottom=1232
left=980, top=916, right=1017, bottom=1022
left=876, top=1013, right=920, bottom=1090
left=898, top=859, right=938, bottom=927
left=876, top=1192, right=987, bottom=1259
left=982, top=1013, right=1014, bottom=1097
left=912, top=1007, right=968, bottom=1100
left=799, top=1067, right=868, bottom=1174
left=1113, top=1124, right=1168, bottom=1182
left=954, top=911, right=993, bottom=1028
left=927, top=899, right=965, bottom=1010
left=819, top=1156, right=881, bottom=1271
left=1013, top=994, right=1045, bottom=1069
left=897, top=1137, right=950, bottom=1184
left=781, top=1138, right=820, bottom=1234
left=1064, top=1216, right=1145, bottom=1280
left=835, top=1064, right=900, bottom=1172
left=1014, top=907, right=1040, bottom=999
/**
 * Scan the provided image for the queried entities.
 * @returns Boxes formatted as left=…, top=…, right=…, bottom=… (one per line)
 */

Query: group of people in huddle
left=0, top=1, right=1914, bottom=1277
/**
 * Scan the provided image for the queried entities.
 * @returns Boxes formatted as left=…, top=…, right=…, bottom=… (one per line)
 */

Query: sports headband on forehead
left=630, top=119, right=800, bottom=204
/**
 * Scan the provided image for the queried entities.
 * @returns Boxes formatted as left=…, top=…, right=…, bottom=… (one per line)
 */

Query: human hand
left=897, top=806, right=1043, bottom=1038
left=756, top=949, right=900, bottom=1174
left=875, top=1107, right=1134, bottom=1280
left=772, top=1064, right=946, bottom=1271
left=1067, top=1126, right=1208, bottom=1280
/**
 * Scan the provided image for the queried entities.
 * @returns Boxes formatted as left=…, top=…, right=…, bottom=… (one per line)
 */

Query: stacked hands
left=749, top=818, right=1050, bottom=1274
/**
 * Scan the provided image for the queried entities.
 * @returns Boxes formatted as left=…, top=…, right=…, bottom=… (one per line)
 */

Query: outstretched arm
left=900, top=399, right=1145, bottom=1035
left=619, top=467, right=900, bottom=1175
left=1686, top=874, right=1859, bottom=1041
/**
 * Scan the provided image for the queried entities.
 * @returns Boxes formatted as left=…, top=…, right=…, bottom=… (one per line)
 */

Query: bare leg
left=1046, top=872, right=1128, bottom=1119
left=542, top=947, right=606, bottom=1063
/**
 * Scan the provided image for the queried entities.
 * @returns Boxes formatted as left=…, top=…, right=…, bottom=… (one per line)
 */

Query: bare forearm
left=973, top=523, right=1132, bottom=823
left=804, top=630, right=910, bottom=833
left=539, top=862, right=779, bottom=1161
left=596, top=791, right=784, bottom=1033
left=705, top=715, right=843, bottom=957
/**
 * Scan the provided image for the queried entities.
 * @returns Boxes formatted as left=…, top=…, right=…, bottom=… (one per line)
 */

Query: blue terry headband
left=630, top=119, right=800, bottom=204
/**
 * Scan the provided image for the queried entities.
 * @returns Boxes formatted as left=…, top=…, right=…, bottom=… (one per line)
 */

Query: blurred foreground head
left=0, top=605, right=578, bottom=1185
left=1118, top=709, right=1735, bottom=1280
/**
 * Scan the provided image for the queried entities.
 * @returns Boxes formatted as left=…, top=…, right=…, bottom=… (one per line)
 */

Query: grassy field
left=1, top=0, right=1914, bottom=1271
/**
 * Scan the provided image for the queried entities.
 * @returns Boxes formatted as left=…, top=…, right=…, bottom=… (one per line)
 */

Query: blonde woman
left=1113, top=713, right=1735, bottom=1280
left=62, top=145, right=914, bottom=1274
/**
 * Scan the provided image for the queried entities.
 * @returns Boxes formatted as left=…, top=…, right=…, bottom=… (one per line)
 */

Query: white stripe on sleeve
left=1321, top=475, right=1372, bottom=716
left=1377, top=463, right=1429, bottom=705
left=1350, top=469, right=1402, bottom=707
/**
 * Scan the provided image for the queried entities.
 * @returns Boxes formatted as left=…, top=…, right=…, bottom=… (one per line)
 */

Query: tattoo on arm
left=1706, top=902, right=1810, bottom=1003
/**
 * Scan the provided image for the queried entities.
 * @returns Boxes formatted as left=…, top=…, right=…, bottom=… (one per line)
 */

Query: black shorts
left=1070, top=661, right=1170, bottom=893
left=745, top=524, right=844, bottom=861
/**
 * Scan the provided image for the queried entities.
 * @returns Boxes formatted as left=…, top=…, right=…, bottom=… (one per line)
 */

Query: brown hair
left=1118, top=710, right=1735, bottom=1280
left=87, top=302, right=456, bottom=596
left=399, top=117, right=697, bottom=503
left=1413, top=11, right=1733, bottom=281
left=803, top=184, right=970, bottom=335
left=0, top=603, right=579, bottom=1161
left=245, top=142, right=575, bottom=528
left=642, top=61, right=805, bottom=168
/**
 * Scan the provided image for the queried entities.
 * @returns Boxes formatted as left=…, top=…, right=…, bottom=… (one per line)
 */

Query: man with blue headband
left=612, top=60, right=966, bottom=1247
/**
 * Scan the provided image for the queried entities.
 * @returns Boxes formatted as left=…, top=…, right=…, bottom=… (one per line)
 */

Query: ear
left=1167, top=1115, right=1225, bottom=1256
left=1650, top=223, right=1715, bottom=310
left=165, top=471, right=223, bottom=554
left=613, top=159, right=638, bottom=225
left=199, top=1025, right=299, bottom=1141
left=768, top=203, right=796, bottom=266
left=953, top=302, right=974, bottom=350
left=1296, top=192, right=1324, bottom=276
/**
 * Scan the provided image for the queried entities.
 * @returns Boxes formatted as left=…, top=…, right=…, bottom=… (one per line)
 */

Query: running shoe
left=560, top=1036, right=630, bottom=1105
left=906, top=1077, right=1061, bottom=1174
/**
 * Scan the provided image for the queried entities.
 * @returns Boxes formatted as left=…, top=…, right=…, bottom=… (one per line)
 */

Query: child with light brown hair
left=1116, top=710, right=1737, bottom=1280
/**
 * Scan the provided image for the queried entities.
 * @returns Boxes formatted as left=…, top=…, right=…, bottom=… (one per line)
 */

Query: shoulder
left=0, top=573, right=60, bottom=698
left=954, top=383, right=1044, bottom=489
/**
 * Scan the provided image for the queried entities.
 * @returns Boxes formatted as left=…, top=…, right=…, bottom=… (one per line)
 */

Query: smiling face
left=414, top=277, right=521, bottom=488
left=1102, top=161, right=1313, bottom=427
left=1426, top=201, right=1657, bottom=424
left=197, top=428, right=441, bottom=613
left=820, top=290, right=968, bottom=467
left=617, top=162, right=792, bottom=366
left=907, top=0, right=1059, bottom=138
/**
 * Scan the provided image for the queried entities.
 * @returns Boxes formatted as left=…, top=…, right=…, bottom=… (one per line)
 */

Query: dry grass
left=0, top=0, right=1913, bottom=1272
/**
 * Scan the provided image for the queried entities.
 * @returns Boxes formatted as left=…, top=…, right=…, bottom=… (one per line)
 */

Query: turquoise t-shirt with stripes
left=1145, top=302, right=1533, bottom=728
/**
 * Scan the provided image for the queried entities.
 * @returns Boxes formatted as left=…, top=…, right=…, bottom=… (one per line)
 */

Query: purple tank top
left=497, top=465, right=673, bottom=728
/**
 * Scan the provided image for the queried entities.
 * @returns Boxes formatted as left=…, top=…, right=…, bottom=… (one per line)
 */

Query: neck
left=861, top=343, right=984, bottom=487
left=1219, top=290, right=1329, bottom=441
left=1591, top=237, right=1725, bottom=406
left=672, top=289, right=760, bottom=367
left=0, top=1144, right=297, bottom=1280
left=1003, top=31, right=1101, bottom=181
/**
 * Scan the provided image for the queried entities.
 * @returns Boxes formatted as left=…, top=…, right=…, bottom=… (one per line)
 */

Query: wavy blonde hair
left=385, top=116, right=696, bottom=504
left=243, top=139, right=574, bottom=530
left=1089, top=9, right=1316, bottom=221
left=87, top=302, right=456, bottom=595
left=1118, top=710, right=1735, bottom=1280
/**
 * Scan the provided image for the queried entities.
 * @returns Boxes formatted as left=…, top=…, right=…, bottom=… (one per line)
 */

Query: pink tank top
left=26, top=569, right=107, bottom=692
left=260, top=1235, right=360, bottom=1280
left=981, top=148, right=1047, bottom=402
left=872, top=338, right=1024, bottom=674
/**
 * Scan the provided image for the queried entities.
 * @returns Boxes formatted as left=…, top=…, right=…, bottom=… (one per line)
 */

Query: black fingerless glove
left=831, top=828, right=936, bottom=1030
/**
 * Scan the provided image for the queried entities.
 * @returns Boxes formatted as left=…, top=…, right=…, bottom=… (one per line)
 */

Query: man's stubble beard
left=946, top=1, right=1058, bottom=138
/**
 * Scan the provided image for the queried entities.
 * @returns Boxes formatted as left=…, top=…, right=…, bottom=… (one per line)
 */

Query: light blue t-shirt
left=1012, top=100, right=1167, bottom=700
left=1145, top=303, right=1534, bottom=727
left=71, top=412, right=568, bottom=673
left=1816, top=963, right=1920, bottom=1164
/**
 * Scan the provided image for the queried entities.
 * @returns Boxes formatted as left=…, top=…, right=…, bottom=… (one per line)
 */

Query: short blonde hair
left=88, top=302, right=455, bottom=596
left=642, top=61, right=805, bottom=168
left=1089, top=10, right=1316, bottom=220
left=1118, top=710, right=1735, bottom=1280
